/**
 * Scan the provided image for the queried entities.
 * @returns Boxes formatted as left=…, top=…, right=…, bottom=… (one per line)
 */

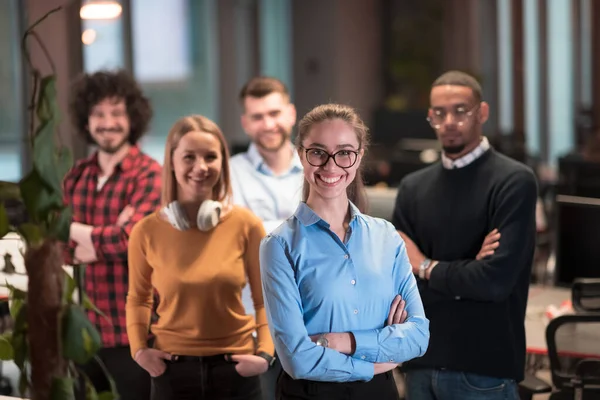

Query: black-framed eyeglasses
left=426, top=103, right=481, bottom=129
left=300, top=146, right=360, bottom=168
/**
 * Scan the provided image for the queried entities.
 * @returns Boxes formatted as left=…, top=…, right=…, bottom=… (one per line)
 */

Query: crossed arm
left=393, top=170, right=538, bottom=302
left=259, top=234, right=429, bottom=382
left=64, top=170, right=161, bottom=265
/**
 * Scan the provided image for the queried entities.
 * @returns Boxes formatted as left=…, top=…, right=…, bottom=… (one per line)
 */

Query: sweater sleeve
left=391, top=180, right=417, bottom=238
left=126, top=219, right=155, bottom=358
left=428, top=170, right=538, bottom=302
left=244, top=218, right=275, bottom=357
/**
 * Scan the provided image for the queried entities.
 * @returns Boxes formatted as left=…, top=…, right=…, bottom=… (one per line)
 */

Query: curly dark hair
left=69, top=69, right=153, bottom=145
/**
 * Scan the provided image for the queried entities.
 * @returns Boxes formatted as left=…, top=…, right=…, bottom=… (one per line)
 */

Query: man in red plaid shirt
left=63, top=70, right=162, bottom=400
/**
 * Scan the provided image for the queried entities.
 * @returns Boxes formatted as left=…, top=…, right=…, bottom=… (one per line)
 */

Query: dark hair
left=432, top=70, right=483, bottom=102
left=162, top=115, right=232, bottom=206
left=296, top=104, right=370, bottom=213
left=239, top=76, right=290, bottom=105
left=69, top=69, right=153, bottom=145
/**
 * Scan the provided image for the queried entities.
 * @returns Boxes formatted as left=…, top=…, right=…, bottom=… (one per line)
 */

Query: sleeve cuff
left=351, top=329, right=380, bottom=363
left=427, top=260, right=448, bottom=293
left=91, top=226, right=104, bottom=256
left=350, top=358, right=375, bottom=382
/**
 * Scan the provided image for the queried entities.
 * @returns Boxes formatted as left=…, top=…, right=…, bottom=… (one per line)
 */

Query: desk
left=0, top=233, right=74, bottom=300
left=526, top=285, right=600, bottom=358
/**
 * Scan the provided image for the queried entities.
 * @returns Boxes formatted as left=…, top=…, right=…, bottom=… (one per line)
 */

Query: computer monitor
left=555, top=195, right=600, bottom=286
left=558, top=157, right=600, bottom=199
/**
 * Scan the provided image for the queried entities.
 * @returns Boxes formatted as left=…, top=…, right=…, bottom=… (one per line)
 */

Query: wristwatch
left=257, top=351, right=277, bottom=368
left=315, top=334, right=329, bottom=348
left=418, top=258, right=432, bottom=280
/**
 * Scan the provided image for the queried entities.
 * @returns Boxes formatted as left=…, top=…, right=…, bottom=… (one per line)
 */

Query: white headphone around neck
left=162, top=200, right=223, bottom=231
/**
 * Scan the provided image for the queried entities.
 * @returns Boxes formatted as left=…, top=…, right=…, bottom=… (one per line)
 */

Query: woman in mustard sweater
left=126, top=115, right=275, bottom=399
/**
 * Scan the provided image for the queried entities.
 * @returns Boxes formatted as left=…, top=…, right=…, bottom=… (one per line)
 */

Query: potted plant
left=0, top=6, right=116, bottom=400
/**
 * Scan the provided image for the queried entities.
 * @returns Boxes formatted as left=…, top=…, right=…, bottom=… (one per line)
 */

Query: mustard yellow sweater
left=126, top=206, right=274, bottom=358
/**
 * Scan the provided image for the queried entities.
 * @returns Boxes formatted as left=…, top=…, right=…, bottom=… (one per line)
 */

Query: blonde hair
left=296, top=104, right=370, bottom=213
left=161, top=115, right=232, bottom=206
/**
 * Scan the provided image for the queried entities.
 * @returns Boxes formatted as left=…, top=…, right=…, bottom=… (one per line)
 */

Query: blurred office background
left=2, top=1, right=600, bottom=398
left=3, top=0, right=600, bottom=284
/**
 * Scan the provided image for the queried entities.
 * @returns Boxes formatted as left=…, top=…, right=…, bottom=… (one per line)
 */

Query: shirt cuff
left=351, top=329, right=380, bottom=363
left=350, top=358, right=375, bottom=382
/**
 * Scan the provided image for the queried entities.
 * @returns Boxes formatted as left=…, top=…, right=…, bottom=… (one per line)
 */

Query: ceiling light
left=80, top=1, right=122, bottom=20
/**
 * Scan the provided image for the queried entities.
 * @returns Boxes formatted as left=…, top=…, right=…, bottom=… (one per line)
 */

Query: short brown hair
left=161, top=115, right=232, bottom=206
left=432, top=70, right=483, bottom=103
left=296, top=104, right=370, bottom=213
left=69, top=69, right=152, bottom=144
left=239, top=76, right=290, bottom=105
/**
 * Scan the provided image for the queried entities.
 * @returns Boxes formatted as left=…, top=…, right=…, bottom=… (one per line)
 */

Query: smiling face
left=241, top=92, right=296, bottom=153
left=172, top=131, right=223, bottom=203
left=88, top=97, right=131, bottom=154
left=300, top=119, right=363, bottom=203
left=428, top=84, right=489, bottom=158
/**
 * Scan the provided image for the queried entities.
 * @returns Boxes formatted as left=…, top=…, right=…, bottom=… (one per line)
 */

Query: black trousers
left=151, top=354, right=262, bottom=400
left=260, top=355, right=282, bottom=400
left=276, top=370, right=400, bottom=400
left=76, top=345, right=150, bottom=400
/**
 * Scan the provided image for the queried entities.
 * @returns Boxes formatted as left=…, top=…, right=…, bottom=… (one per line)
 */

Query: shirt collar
left=441, top=136, right=490, bottom=169
left=294, top=201, right=361, bottom=228
left=247, top=142, right=303, bottom=176
left=86, top=145, right=141, bottom=172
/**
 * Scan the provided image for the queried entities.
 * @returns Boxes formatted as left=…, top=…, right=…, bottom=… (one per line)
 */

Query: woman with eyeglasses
left=259, top=104, right=430, bottom=400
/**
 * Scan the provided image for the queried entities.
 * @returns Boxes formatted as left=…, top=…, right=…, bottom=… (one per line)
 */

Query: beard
left=92, top=129, right=130, bottom=154
left=255, top=128, right=290, bottom=152
left=442, top=144, right=466, bottom=155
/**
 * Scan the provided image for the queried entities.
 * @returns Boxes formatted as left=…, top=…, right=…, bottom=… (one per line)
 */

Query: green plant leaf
left=62, top=272, right=76, bottom=305
left=0, top=333, right=14, bottom=360
left=32, top=118, right=65, bottom=195
left=0, top=180, right=21, bottom=201
left=36, top=76, right=59, bottom=123
left=50, top=376, right=75, bottom=400
left=55, top=147, right=73, bottom=184
left=97, top=392, right=116, bottom=400
left=17, top=222, right=44, bottom=248
left=0, top=203, right=8, bottom=238
left=19, top=168, right=62, bottom=223
left=33, top=121, right=66, bottom=194
left=50, top=206, right=72, bottom=243
left=92, top=355, right=118, bottom=399
left=83, top=294, right=108, bottom=321
left=82, top=373, right=98, bottom=400
left=6, top=282, right=26, bottom=319
left=11, top=330, right=28, bottom=371
left=62, top=304, right=102, bottom=364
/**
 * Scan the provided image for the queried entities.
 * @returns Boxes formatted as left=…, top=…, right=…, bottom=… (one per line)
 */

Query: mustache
left=97, top=127, right=124, bottom=134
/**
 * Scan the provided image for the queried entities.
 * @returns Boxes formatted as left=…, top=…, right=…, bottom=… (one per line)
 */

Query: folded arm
left=318, top=229, right=429, bottom=364
left=426, top=171, right=538, bottom=302
left=260, top=235, right=374, bottom=382
left=69, top=170, right=161, bottom=263
left=350, top=233, right=429, bottom=363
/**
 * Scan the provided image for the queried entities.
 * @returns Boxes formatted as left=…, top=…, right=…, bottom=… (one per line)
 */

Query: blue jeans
left=405, top=368, right=519, bottom=400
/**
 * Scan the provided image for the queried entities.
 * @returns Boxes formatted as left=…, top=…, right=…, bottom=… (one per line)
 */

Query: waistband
left=168, top=353, right=232, bottom=364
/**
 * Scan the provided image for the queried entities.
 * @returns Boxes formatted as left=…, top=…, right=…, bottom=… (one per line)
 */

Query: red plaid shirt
left=63, top=145, right=162, bottom=348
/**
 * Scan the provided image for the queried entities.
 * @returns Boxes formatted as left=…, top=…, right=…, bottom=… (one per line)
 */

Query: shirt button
left=351, top=279, right=356, bottom=285
left=353, top=309, right=358, bottom=314
left=361, top=355, right=366, bottom=360
left=344, top=254, right=349, bottom=259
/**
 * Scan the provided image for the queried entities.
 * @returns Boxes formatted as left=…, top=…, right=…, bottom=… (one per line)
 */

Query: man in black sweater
left=393, top=71, right=537, bottom=400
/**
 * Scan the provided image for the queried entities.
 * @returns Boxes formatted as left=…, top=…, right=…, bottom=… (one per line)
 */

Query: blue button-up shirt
left=259, top=202, right=429, bottom=382
left=230, top=143, right=304, bottom=233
